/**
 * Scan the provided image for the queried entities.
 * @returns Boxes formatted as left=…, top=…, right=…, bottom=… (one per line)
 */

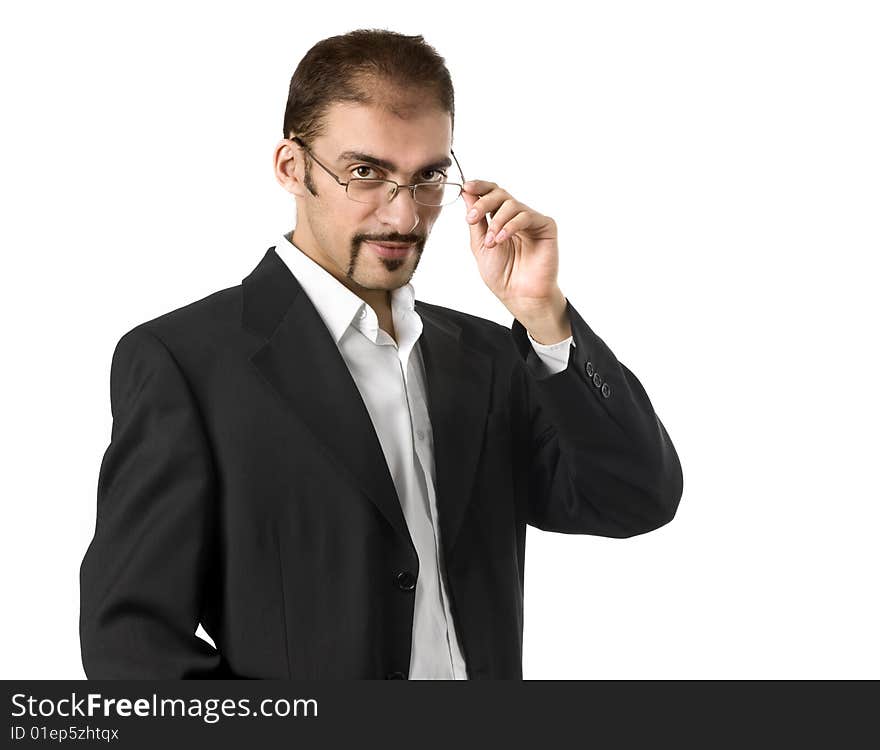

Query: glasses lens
left=347, top=179, right=392, bottom=204
left=347, top=179, right=462, bottom=207
left=414, top=182, right=462, bottom=207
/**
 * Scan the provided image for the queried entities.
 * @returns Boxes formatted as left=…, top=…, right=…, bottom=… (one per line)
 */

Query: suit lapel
left=242, top=246, right=492, bottom=556
left=415, top=303, right=492, bottom=555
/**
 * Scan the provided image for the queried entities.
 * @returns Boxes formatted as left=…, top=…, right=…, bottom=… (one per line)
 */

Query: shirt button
left=395, top=570, right=417, bottom=591
left=416, top=429, right=425, bottom=441
left=358, top=308, right=367, bottom=319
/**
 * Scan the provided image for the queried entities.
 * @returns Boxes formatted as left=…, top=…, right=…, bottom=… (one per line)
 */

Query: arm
left=80, top=326, right=226, bottom=678
left=512, top=298, right=683, bottom=538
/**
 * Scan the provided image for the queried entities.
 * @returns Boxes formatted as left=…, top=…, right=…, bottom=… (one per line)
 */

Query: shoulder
left=415, top=298, right=517, bottom=357
left=415, top=298, right=506, bottom=332
left=111, top=283, right=243, bottom=368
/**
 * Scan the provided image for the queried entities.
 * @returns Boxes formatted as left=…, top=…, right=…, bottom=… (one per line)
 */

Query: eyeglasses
left=290, top=136, right=466, bottom=208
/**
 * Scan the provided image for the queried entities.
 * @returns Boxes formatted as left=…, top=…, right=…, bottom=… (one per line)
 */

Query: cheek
left=320, top=202, right=367, bottom=241
left=421, top=209, right=441, bottom=232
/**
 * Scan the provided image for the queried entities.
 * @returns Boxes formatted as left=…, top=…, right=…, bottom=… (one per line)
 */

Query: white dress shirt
left=273, top=231, right=574, bottom=679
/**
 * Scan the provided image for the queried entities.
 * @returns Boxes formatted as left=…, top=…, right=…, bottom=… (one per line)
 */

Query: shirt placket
left=402, top=349, right=467, bottom=679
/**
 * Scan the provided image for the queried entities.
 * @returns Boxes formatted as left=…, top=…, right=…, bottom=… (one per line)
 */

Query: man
left=79, top=29, right=683, bottom=679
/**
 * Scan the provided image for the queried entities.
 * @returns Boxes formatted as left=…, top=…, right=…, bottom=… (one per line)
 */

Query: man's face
left=282, top=99, right=453, bottom=296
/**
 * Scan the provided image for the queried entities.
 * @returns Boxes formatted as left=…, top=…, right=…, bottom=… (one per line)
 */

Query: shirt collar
left=274, top=231, right=418, bottom=345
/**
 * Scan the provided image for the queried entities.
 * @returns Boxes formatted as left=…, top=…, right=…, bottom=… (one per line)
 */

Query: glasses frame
left=290, top=136, right=466, bottom=208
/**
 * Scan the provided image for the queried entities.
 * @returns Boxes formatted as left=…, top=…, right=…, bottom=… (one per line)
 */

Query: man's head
left=274, top=29, right=458, bottom=302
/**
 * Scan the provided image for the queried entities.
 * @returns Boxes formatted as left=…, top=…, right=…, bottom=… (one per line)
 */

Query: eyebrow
left=336, top=150, right=452, bottom=173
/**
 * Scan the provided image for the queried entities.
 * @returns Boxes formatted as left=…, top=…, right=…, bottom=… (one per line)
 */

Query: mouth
left=366, top=241, right=415, bottom=259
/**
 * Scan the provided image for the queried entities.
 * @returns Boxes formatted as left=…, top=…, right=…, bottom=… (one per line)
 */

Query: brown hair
left=282, top=28, right=455, bottom=146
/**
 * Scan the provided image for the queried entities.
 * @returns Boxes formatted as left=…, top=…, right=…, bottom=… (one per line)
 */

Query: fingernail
left=495, top=229, right=507, bottom=242
left=467, top=208, right=477, bottom=220
left=485, top=231, right=495, bottom=246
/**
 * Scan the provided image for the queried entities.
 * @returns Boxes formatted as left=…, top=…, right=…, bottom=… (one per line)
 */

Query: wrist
left=514, top=289, right=571, bottom=344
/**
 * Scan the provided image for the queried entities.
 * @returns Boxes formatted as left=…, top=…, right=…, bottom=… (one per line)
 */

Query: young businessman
left=79, top=28, right=683, bottom=679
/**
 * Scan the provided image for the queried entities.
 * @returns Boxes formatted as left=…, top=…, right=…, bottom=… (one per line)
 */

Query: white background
left=1, top=1, right=878, bottom=679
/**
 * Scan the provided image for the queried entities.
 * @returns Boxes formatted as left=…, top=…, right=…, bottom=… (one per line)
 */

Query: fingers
left=463, top=180, right=530, bottom=246
left=483, top=200, right=525, bottom=245
left=462, top=179, right=554, bottom=248
left=488, top=210, right=542, bottom=246
left=482, top=196, right=522, bottom=231
left=487, top=210, right=531, bottom=246
left=462, top=179, right=495, bottom=195
left=463, top=180, right=506, bottom=224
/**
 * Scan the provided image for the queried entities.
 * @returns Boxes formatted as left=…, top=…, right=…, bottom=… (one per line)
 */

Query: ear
left=273, top=139, right=307, bottom=198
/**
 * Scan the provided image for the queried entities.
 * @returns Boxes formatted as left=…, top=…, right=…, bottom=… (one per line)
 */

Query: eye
left=420, top=169, right=447, bottom=182
left=350, top=165, right=448, bottom=181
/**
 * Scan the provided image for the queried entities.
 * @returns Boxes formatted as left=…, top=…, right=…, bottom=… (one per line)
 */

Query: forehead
left=320, top=101, right=452, bottom=168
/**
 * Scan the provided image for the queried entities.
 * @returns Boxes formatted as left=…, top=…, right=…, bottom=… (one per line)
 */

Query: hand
left=462, top=179, right=571, bottom=343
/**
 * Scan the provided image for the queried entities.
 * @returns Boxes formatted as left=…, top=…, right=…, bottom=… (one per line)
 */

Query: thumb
left=462, top=185, right=488, bottom=249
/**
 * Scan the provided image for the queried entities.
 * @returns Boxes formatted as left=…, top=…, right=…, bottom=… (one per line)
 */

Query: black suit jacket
left=79, top=245, right=683, bottom=679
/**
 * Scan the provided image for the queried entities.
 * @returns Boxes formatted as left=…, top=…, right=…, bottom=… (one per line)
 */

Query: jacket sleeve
left=526, top=331, right=575, bottom=377
left=510, top=298, right=683, bottom=538
left=79, top=326, right=226, bottom=678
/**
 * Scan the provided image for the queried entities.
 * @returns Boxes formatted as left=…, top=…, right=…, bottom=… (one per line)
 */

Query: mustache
left=359, top=236, right=424, bottom=245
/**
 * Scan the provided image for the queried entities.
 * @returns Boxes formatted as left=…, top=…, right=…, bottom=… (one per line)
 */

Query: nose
left=374, top=185, right=421, bottom=234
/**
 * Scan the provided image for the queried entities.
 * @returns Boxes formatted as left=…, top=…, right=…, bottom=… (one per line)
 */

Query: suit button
left=386, top=671, right=407, bottom=679
left=395, top=570, right=416, bottom=591
left=592, top=372, right=603, bottom=388
left=585, top=360, right=594, bottom=378
left=601, top=382, right=611, bottom=398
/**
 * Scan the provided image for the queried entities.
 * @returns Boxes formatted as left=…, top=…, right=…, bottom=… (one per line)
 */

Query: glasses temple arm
left=451, top=148, right=465, bottom=185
